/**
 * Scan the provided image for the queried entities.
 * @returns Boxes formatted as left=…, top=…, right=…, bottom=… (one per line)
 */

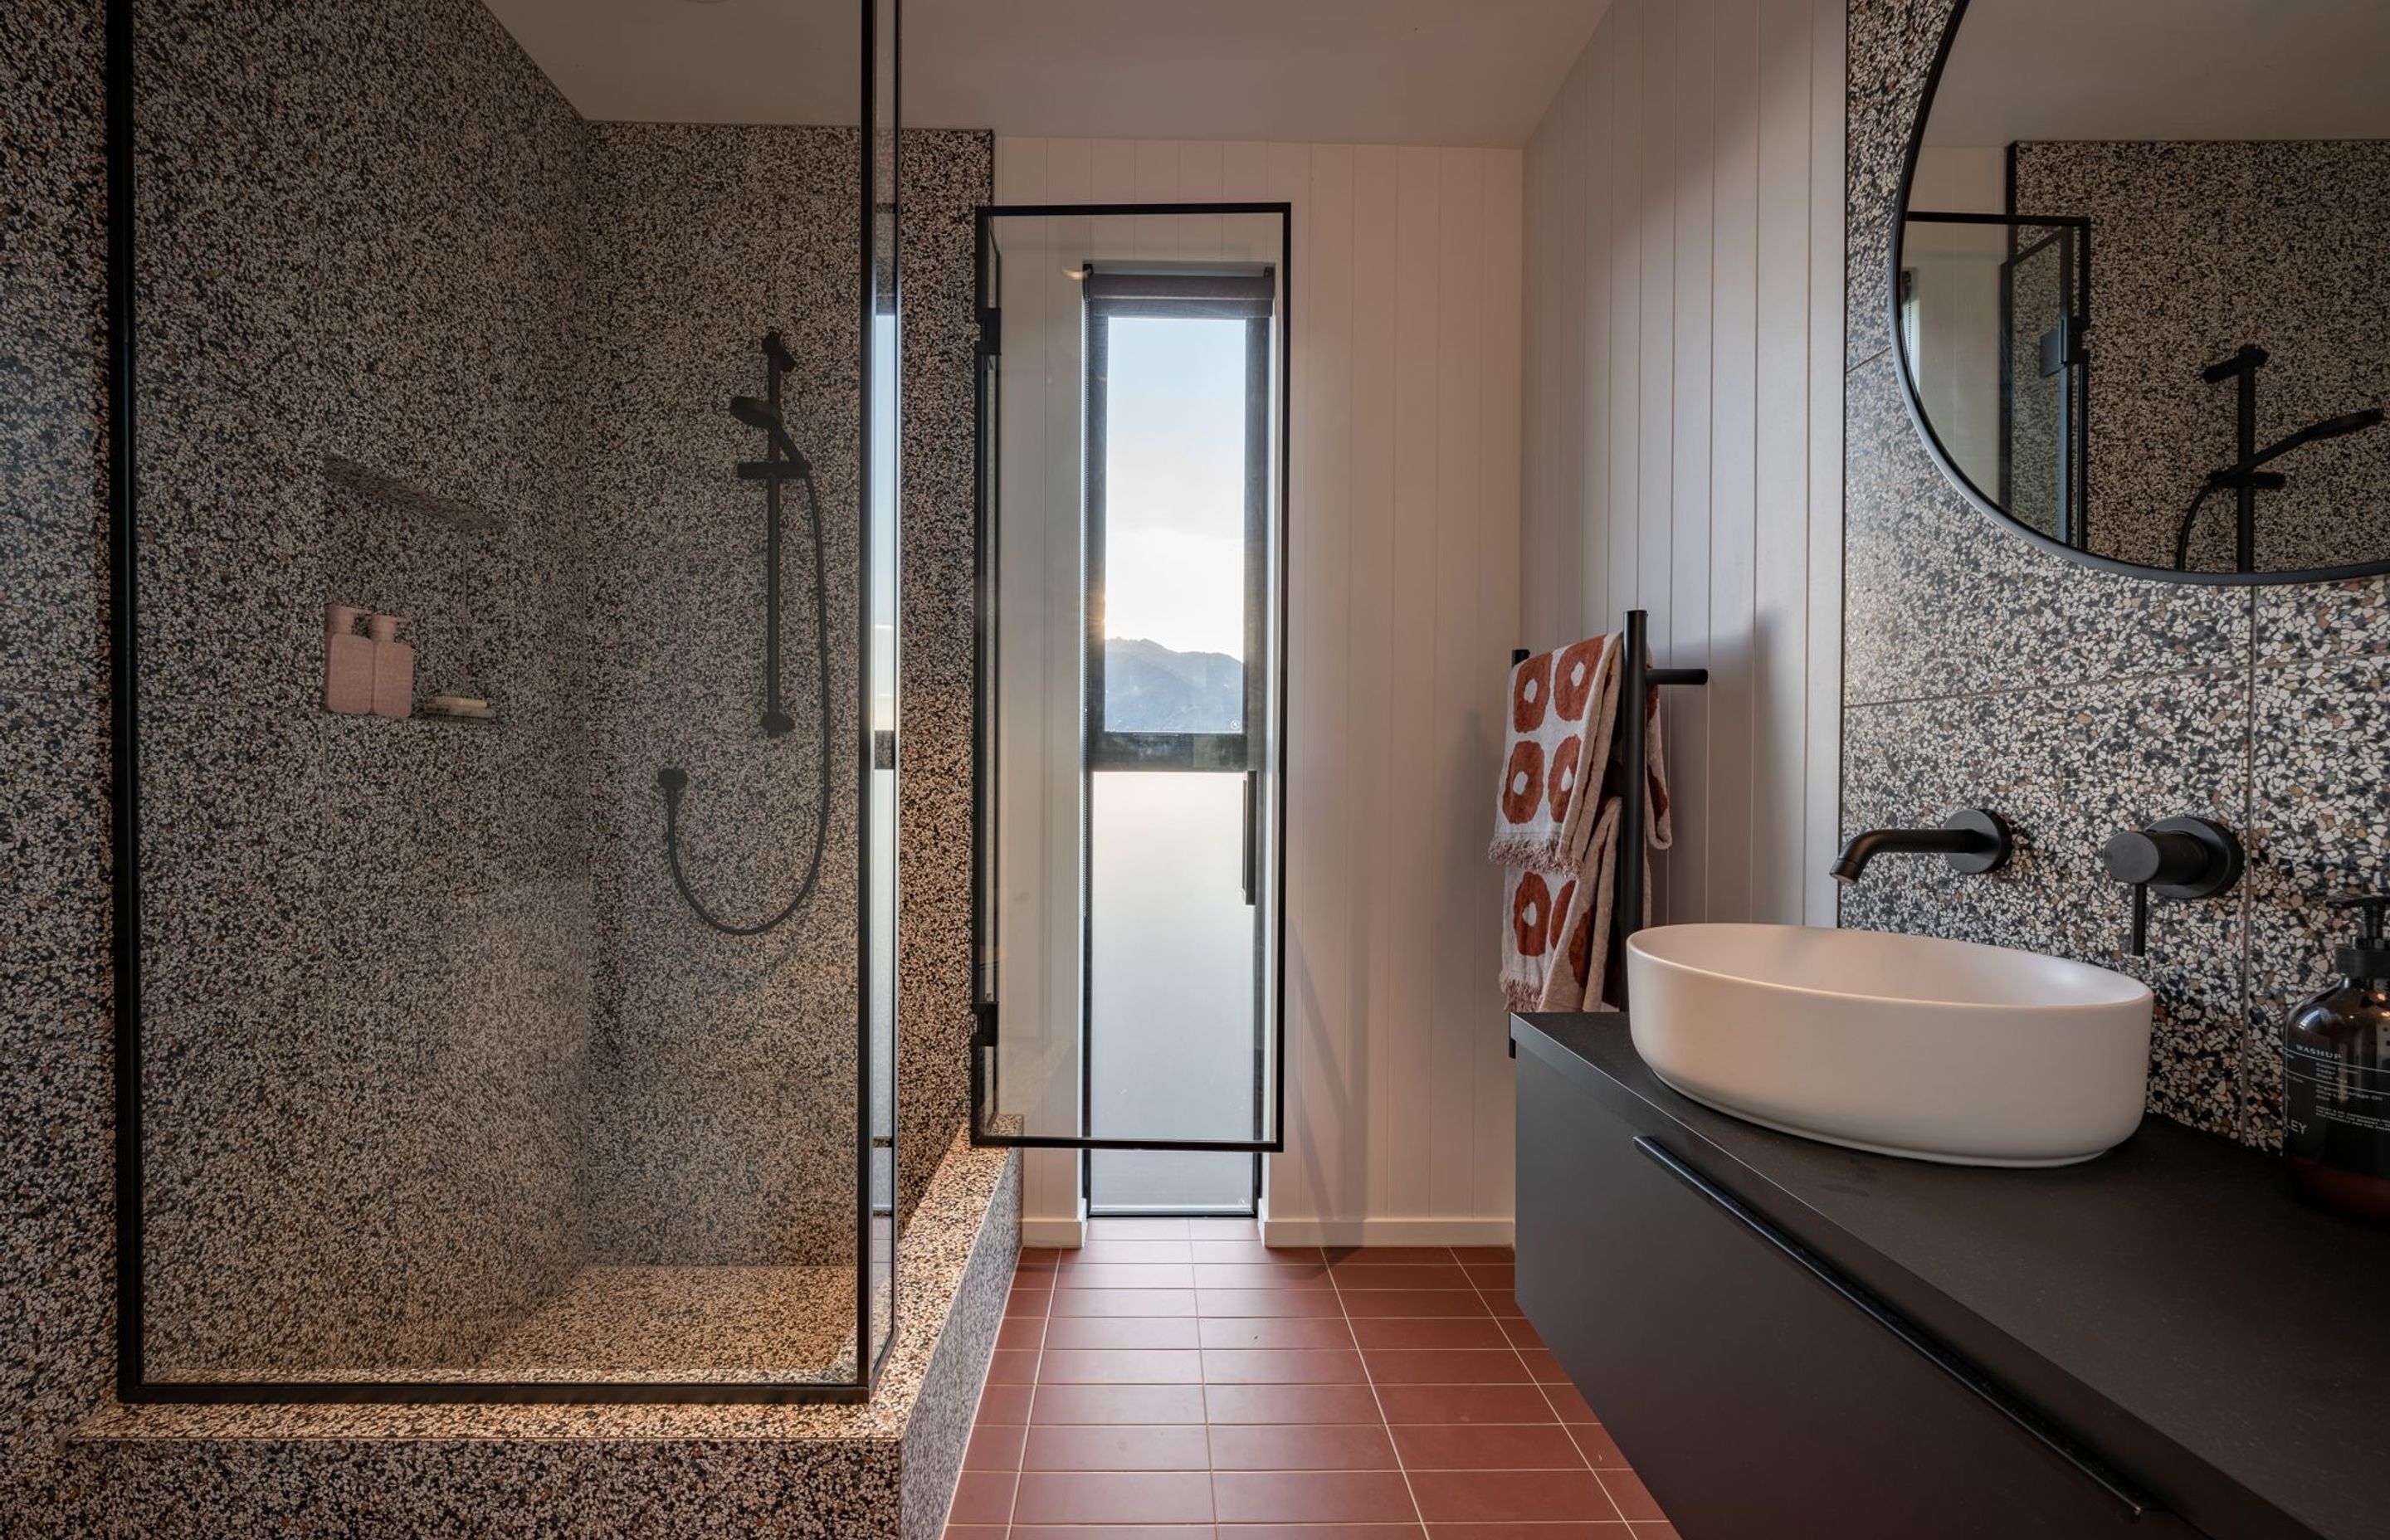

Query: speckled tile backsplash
left=1844, top=0, right=2390, bottom=1152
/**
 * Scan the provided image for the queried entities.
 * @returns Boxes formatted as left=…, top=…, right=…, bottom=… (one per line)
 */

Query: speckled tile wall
left=0, top=0, right=996, bottom=1519
left=2012, top=140, right=2390, bottom=573
left=127, top=0, right=599, bottom=1381
left=1844, top=0, right=2390, bottom=1151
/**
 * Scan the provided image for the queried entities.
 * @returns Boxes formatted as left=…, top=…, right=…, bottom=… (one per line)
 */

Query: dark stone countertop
left=1512, top=1011, right=2390, bottom=1540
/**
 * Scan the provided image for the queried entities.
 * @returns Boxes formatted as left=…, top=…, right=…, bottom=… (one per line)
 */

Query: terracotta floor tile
left=1362, top=1348, right=1532, bottom=1384
left=1374, top=1384, right=1559, bottom=1425
left=975, top=1382, right=1034, bottom=1423
left=1197, top=1315, right=1355, bottom=1350
left=1330, top=1262, right=1475, bottom=1289
left=1203, top=1382, right=1385, bottom=1424
left=1389, top=1421, right=1588, bottom=1470
left=1479, top=1291, right=1529, bottom=1318
left=1066, top=1239, right=1196, bottom=1265
left=1213, top=1469, right=1419, bottom=1523
left=1043, top=1315, right=1203, bottom=1351
left=1090, top=1217, right=1194, bottom=1239
left=1186, top=1217, right=1262, bottom=1238
left=1202, top=1347, right=1369, bottom=1384
left=1005, top=1282, right=1053, bottom=1317
left=1426, top=1527, right=1629, bottom=1538
left=1597, top=1467, right=1666, bottom=1522
left=1193, top=1261, right=1334, bottom=1289
left=987, top=1348, right=1040, bottom=1382
left=1008, top=1528, right=1217, bottom=1540
left=962, top=1422, right=1027, bottom=1471
left=1448, top=1245, right=1516, bottom=1264
left=1022, top=1422, right=1212, bottom=1471
left=1568, top=1423, right=1632, bottom=1469
left=1191, top=1240, right=1323, bottom=1265
left=1409, top=1469, right=1614, bottom=1523
left=995, top=1316, right=1046, bottom=1352
left=1017, top=1247, right=1065, bottom=1270
left=1051, top=1287, right=1198, bottom=1317
left=1496, top=1316, right=1547, bottom=1351
left=1028, top=1382, right=1207, bottom=1425
left=1337, top=1289, right=1492, bottom=1318
left=1197, top=1287, right=1348, bottom=1317
left=1221, top=1527, right=1425, bottom=1540
left=1039, top=1348, right=1204, bottom=1384
left=1321, top=1245, right=1456, bottom=1265
left=1539, top=1382, right=1600, bottom=1424
left=1349, top=1317, right=1513, bottom=1351
left=1517, top=1348, right=1575, bottom=1384
left=1056, top=1263, right=1201, bottom=1289
left=1209, top=1421, right=1398, bottom=1471
left=1462, top=1264, right=1518, bottom=1291
left=1014, top=1469, right=1216, bottom=1525
left=1628, top=1522, right=1681, bottom=1538
left=938, top=1526, right=1008, bottom=1540
left=945, top=1469, right=1017, bottom=1526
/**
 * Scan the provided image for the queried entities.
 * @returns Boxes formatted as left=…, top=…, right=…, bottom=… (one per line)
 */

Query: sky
left=1101, top=314, right=1251, bottom=660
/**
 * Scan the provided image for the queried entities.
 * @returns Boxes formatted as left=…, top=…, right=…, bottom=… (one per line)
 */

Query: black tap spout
left=1831, top=809, right=2013, bottom=885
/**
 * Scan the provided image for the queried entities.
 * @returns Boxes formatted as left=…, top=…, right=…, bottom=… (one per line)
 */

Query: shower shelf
left=323, top=452, right=507, bottom=534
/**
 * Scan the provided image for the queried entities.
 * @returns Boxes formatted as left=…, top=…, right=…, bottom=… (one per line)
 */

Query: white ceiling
left=1925, top=0, right=2390, bottom=145
left=483, top=0, right=1609, bottom=148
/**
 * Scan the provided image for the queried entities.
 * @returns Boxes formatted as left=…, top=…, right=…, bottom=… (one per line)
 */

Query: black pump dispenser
left=2285, top=894, right=2390, bottom=1222
left=2329, top=894, right=2390, bottom=982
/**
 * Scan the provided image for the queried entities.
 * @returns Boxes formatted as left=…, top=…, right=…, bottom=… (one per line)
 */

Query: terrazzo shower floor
left=155, top=1254, right=898, bottom=1385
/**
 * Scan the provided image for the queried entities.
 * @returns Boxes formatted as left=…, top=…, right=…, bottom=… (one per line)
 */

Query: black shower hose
left=657, top=466, right=835, bottom=936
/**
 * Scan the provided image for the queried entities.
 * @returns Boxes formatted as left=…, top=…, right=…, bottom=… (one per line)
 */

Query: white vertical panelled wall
left=994, top=137, right=1524, bottom=1247
left=1520, top=0, right=1846, bottom=932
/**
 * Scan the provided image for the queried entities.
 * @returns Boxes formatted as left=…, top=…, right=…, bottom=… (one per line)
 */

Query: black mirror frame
left=1888, top=0, right=2390, bottom=587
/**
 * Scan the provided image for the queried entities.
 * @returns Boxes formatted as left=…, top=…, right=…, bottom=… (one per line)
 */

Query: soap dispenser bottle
left=367, top=613, right=414, bottom=719
left=323, top=603, right=373, bottom=714
left=2285, top=894, right=2390, bottom=1222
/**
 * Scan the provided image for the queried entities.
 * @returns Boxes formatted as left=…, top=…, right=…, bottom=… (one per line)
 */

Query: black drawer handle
left=1632, top=1136, right=2158, bottom=1520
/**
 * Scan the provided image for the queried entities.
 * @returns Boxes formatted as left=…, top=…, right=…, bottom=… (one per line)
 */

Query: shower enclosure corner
left=107, top=0, right=905, bottom=1402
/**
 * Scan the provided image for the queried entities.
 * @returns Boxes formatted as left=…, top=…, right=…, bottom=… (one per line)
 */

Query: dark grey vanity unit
left=1513, top=1013, right=2390, bottom=1540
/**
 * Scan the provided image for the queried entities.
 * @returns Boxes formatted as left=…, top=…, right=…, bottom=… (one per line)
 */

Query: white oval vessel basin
left=1625, top=924, right=2153, bottom=1167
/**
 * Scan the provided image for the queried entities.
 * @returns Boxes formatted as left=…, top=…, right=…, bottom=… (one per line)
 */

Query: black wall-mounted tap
left=2097, top=816, right=2242, bottom=957
left=1830, top=808, right=2014, bottom=885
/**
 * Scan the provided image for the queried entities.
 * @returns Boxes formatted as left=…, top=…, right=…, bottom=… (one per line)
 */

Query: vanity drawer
left=1516, top=1055, right=2199, bottom=1539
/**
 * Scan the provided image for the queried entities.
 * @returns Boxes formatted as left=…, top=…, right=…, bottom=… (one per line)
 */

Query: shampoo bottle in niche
left=367, top=613, right=413, bottom=719
left=2285, top=894, right=2390, bottom=1222
left=323, top=603, right=373, bottom=714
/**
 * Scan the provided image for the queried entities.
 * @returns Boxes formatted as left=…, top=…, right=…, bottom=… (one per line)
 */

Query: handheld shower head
left=2251, top=406, right=2386, bottom=469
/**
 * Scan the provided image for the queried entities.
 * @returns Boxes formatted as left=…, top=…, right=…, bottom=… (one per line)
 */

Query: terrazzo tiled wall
left=579, top=120, right=990, bottom=1266
left=0, top=0, right=989, bottom=1499
left=129, top=0, right=598, bottom=1380
left=1843, top=0, right=2390, bottom=1150
left=2012, top=139, right=2390, bottom=573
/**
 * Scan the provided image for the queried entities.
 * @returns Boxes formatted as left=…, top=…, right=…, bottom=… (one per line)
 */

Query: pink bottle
left=323, top=604, right=373, bottom=714
left=367, top=614, right=414, bottom=719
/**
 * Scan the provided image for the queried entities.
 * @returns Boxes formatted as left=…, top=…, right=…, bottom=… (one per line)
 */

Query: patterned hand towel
left=1486, top=634, right=1622, bottom=875
left=1495, top=645, right=1675, bottom=1012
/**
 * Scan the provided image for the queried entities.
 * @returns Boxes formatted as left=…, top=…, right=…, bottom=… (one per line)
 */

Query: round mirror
left=1895, top=0, right=2390, bottom=582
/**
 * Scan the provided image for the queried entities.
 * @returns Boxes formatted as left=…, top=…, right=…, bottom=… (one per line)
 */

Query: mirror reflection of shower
left=657, top=330, right=833, bottom=936
left=2173, top=344, right=2387, bottom=572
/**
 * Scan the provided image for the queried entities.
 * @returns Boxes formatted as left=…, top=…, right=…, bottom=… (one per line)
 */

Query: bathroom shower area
left=114, top=0, right=993, bottom=1402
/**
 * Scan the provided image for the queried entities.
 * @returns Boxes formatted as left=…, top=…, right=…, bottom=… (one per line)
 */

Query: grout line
left=1327, top=1243, right=1431, bottom=1537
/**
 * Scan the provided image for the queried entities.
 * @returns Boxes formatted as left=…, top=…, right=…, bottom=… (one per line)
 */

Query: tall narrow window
left=1083, top=268, right=1275, bottom=1214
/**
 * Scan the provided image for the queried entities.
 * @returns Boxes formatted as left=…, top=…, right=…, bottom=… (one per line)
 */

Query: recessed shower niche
left=107, top=0, right=985, bottom=1403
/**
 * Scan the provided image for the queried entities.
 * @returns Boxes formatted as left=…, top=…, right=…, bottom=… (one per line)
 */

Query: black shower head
left=2250, top=407, right=2386, bottom=469
left=729, top=395, right=782, bottom=433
